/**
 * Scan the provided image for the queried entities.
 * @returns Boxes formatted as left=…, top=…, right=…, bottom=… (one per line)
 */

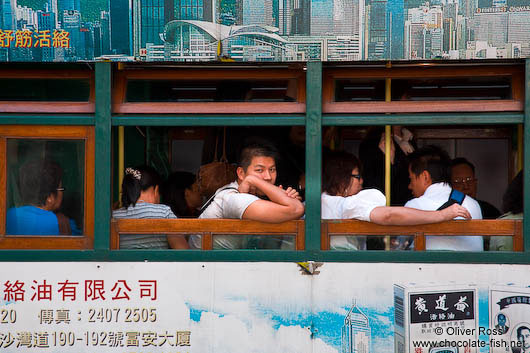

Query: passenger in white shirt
left=189, top=143, right=305, bottom=249
left=322, top=151, right=471, bottom=250
left=405, top=145, right=483, bottom=251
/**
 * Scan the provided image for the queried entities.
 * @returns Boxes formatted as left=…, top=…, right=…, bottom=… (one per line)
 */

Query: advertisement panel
left=1, top=0, right=529, bottom=62
left=1, top=262, right=530, bottom=352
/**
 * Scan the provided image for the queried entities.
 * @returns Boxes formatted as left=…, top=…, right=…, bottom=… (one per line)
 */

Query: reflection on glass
left=126, top=79, right=298, bottom=102
left=334, top=79, right=386, bottom=102
left=392, top=76, right=512, bottom=101
left=6, top=139, right=85, bottom=235
left=329, top=235, right=414, bottom=250
left=212, top=234, right=295, bottom=250
left=0, top=79, right=90, bottom=101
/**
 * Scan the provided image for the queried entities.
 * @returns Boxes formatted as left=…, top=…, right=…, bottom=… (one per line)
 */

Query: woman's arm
left=369, top=203, right=471, bottom=225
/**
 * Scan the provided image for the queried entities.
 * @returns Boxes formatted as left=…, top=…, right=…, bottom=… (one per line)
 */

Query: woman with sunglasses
left=322, top=151, right=472, bottom=250
left=6, top=160, right=81, bottom=235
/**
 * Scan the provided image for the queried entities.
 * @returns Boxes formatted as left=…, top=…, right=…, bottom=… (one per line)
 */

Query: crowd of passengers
left=6, top=127, right=523, bottom=251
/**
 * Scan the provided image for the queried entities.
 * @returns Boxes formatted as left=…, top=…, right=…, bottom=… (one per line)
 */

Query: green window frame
left=0, top=61, right=528, bottom=263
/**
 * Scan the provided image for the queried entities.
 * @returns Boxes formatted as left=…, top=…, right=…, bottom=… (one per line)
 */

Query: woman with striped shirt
left=113, top=166, right=189, bottom=249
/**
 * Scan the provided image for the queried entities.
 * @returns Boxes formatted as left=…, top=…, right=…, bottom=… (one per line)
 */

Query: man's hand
left=279, top=185, right=302, bottom=201
left=441, top=204, right=471, bottom=220
left=238, top=175, right=258, bottom=195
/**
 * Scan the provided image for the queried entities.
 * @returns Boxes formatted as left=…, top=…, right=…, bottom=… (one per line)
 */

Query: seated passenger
left=490, top=170, right=523, bottom=251
left=451, top=157, right=501, bottom=219
left=113, top=166, right=188, bottom=249
left=322, top=151, right=471, bottom=250
left=405, top=146, right=483, bottom=251
left=161, top=171, right=202, bottom=218
left=7, top=160, right=81, bottom=235
left=189, top=143, right=305, bottom=249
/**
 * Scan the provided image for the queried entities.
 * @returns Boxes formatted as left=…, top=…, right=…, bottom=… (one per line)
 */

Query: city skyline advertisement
left=0, top=0, right=529, bottom=62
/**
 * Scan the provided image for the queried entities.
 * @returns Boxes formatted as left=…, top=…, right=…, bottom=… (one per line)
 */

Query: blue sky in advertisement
left=1, top=0, right=529, bottom=62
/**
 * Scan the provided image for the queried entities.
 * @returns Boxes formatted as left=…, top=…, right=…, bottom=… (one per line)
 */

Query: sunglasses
left=351, top=174, right=362, bottom=180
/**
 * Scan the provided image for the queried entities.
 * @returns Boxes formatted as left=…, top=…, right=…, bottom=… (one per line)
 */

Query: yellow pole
left=518, top=124, right=523, bottom=172
left=385, top=62, right=392, bottom=250
left=118, top=126, right=125, bottom=206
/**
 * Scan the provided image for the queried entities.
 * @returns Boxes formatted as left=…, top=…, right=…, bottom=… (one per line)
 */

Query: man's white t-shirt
left=404, top=182, right=483, bottom=251
left=189, top=181, right=259, bottom=249
left=322, top=189, right=386, bottom=250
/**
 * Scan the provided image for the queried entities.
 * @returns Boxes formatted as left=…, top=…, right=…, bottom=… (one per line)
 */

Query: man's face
left=519, top=328, right=530, bottom=350
left=239, top=156, right=277, bottom=195
left=408, top=166, right=430, bottom=198
left=451, top=163, right=477, bottom=198
left=344, top=167, right=363, bottom=197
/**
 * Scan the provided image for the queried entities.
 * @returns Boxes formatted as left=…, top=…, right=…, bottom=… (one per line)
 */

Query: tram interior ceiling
left=0, top=61, right=527, bottom=261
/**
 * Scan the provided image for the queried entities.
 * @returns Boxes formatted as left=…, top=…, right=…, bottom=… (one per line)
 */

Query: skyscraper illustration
left=243, top=0, right=274, bottom=26
left=138, top=0, right=165, bottom=47
left=175, top=0, right=213, bottom=21
left=341, top=301, right=371, bottom=353
left=110, top=0, right=132, bottom=55
left=367, top=0, right=388, bottom=59
left=310, top=0, right=333, bottom=35
left=387, top=0, right=404, bottom=59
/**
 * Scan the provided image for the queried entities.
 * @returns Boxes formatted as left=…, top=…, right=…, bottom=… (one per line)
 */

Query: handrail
left=112, top=219, right=522, bottom=252
left=111, top=219, right=305, bottom=250
left=322, top=219, right=523, bottom=251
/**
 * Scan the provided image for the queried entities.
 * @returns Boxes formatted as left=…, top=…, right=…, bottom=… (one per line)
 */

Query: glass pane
left=0, top=79, right=90, bottom=101
left=125, top=79, right=298, bottom=102
left=329, top=235, right=414, bottom=250
left=334, top=79, right=386, bottom=102
left=212, top=234, right=295, bottom=250
left=392, top=76, right=512, bottom=101
left=6, top=139, right=85, bottom=235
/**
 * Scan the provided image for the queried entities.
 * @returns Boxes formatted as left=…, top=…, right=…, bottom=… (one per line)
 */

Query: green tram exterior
left=0, top=60, right=529, bottom=264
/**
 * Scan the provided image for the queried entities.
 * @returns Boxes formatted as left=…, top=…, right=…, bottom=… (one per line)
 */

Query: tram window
left=0, top=78, right=90, bottom=102
left=323, top=64, right=523, bottom=113
left=334, top=79, right=386, bottom=102
left=125, top=79, right=298, bottom=103
left=114, top=126, right=306, bottom=250
left=5, top=139, right=85, bottom=235
left=323, top=125, right=521, bottom=251
left=0, top=126, right=94, bottom=249
left=113, top=67, right=306, bottom=114
left=392, top=76, right=512, bottom=101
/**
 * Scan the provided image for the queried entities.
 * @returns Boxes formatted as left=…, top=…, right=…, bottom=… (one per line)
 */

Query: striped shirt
left=112, top=202, right=177, bottom=249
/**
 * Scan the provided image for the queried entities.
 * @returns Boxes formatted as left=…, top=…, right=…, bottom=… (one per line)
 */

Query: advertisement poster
left=0, top=0, right=528, bottom=62
left=1, top=262, right=530, bottom=352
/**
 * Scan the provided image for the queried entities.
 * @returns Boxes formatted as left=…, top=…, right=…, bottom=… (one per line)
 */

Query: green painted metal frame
left=323, top=113, right=524, bottom=126
left=0, top=116, right=95, bottom=125
left=0, top=61, right=528, bottom=263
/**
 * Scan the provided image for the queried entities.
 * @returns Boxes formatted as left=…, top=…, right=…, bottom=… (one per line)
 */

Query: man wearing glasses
left=451, top=158, right=501, bottom=219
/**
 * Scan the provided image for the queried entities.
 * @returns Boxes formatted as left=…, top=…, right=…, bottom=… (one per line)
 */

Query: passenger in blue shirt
left=6, top=160, right=81, bottom=235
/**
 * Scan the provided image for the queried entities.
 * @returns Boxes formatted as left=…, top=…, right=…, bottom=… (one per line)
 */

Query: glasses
left=452, top=177, right=476, bottom=186
left=351, top=174, right=362, bottom=180
left=56, top=187, right=65, bottom=192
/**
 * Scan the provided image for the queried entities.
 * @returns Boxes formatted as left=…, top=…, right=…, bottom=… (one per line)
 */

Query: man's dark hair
left=517, top=326, right=530, bottom=341
left=238, top=142, right=280, bottom=171
left=19, top=160, right=63, bottom=206
left=322, top=151, right=362, bottom=196
left=451, top=157, right=476, bottom=175
left=161, top=171, right=196, bottom=217
left=121, top=165, right=162, bottom=208
left=408, top=145, right=451, bottom=184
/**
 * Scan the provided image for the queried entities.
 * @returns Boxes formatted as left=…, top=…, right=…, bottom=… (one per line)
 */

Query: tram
left=0, top=2, right=529, bottom=353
